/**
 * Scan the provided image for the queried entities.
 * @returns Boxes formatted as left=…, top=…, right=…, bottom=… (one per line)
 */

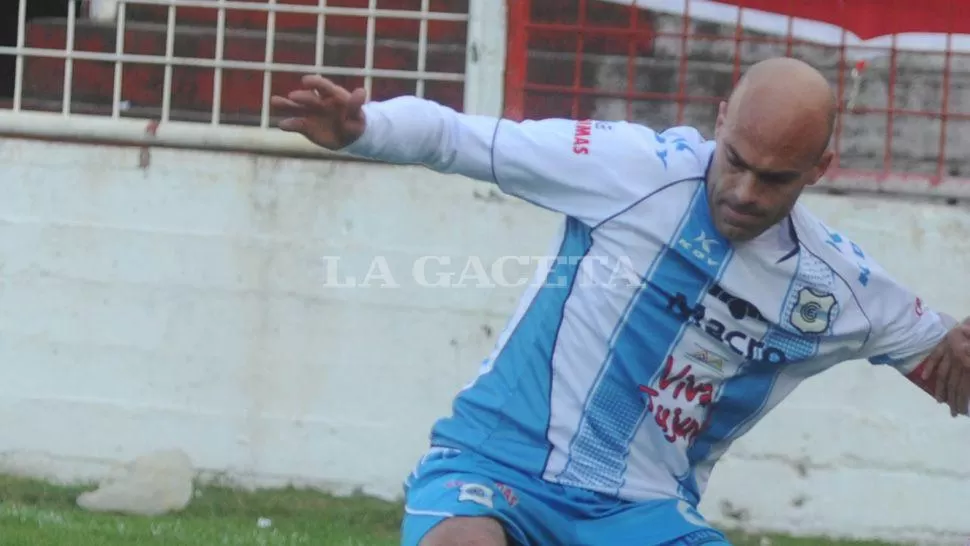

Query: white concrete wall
left=0, top=138, right=969, bottom=544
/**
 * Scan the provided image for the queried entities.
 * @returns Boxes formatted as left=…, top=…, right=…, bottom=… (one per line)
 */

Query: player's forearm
left=899, top=312, right=970, bottom=414
left=341, top=96, right=497, bottom=182
left=905, top=311, right=969, bottom=416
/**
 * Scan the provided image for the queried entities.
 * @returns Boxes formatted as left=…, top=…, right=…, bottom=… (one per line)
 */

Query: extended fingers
left=270, top=95, right=308, bottom=116
left=947, top=365, right=964, bottom=417
left=270, top=75, right=364, bottom=148
left=284, top=89, right=333, bottom=110
left=270, top=75, right=356, bottom=120
left=277, top=117, right=308, bottom=133
left=934, top=352, right=952, bottom=404
left=345, top=87, right=368, bottom=121
left=951, top=339, right=970, bottom=416
left=269, top=96, right=311, bottom=133
left=302, top=74, right=352, bottom=102
left=955, top=370, right=970, bottom=417
left=932, top=324, right=970, bottom=414
left=947, top=326, right=970, bottom=412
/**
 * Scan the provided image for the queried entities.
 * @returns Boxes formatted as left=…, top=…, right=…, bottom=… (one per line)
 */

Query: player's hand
left=920, top=317, right=970, bottom=417
left=271, top=75, right=367, bottom=150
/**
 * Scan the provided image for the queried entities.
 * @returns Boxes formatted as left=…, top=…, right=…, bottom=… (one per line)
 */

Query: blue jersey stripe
left=687, top=250, right=837, bottom=479
left=556, top=183, right=733, bottom=493
left=430, top=216, right=593, bottom=476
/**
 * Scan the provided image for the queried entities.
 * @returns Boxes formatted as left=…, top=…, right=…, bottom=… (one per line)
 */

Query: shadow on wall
left=0, top=0, right=83, bottom=99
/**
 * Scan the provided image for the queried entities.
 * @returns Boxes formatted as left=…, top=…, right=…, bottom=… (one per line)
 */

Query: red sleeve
left=905, top=359, right=937, bottom=398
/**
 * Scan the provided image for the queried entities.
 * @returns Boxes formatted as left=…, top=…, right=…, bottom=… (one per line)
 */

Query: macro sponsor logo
left=664, top=283, right=788, bottom=364
left=707, top=282, right=768, bottom=323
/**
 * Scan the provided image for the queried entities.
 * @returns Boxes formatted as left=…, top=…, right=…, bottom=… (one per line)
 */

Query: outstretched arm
left=857, top=264, right=968, bottom=417
left=904, top=318, right=970, bottom=417
left=272, top=75, right=704, bottom=227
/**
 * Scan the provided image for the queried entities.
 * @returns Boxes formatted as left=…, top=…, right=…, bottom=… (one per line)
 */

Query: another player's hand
left=271, top=75, right=367, bottom=150
left=920, top=317, right=970, bottom=417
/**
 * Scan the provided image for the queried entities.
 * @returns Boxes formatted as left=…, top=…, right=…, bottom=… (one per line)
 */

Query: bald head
left=707, top=57, right=838, bottom=242
left=725, top=57, right=837, bottom=162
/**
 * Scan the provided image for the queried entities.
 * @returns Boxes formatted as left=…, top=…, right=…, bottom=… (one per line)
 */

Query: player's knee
left=419, top=516, right=509, bottom=546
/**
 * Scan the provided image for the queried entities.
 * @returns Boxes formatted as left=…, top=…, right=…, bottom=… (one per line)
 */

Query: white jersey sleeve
left=341, top=96, right=701, bottom=227
left=855, top=258, right=954, bottom=374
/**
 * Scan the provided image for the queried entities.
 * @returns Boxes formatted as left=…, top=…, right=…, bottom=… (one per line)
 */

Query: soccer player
left=272, top=57, right=970, bottom=546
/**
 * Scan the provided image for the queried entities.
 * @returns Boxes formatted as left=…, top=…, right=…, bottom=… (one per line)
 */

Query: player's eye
left=757, top=172, right=799, bottom=185
left=726, top=154, right=745, bottom=171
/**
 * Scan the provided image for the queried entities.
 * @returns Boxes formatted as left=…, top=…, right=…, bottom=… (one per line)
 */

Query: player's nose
left=731, top=172, right=761, bottom=208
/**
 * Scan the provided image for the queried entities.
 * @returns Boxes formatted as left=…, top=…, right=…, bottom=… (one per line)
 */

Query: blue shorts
left=401, top=447, right=731, bottom=546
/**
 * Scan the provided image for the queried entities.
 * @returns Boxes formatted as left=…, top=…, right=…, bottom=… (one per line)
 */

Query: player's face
left=708, top=101, right=833, bottom=242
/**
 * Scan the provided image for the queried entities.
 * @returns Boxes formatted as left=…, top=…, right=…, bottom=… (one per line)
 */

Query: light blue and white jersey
left=343, top=96, right=950, bottom=505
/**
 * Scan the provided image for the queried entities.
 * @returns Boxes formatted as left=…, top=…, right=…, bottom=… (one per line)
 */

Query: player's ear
left=808, top=149, right=835, bottom=186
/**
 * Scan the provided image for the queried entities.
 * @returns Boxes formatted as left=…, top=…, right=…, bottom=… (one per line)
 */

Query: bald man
left=273, top=57, right=970, bottom=546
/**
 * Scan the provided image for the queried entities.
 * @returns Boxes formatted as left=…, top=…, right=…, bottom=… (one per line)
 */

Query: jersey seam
left=798, top=243, right=874, bottom=352
left=488, top=119, right=501, bottom=185
left=491, top=119, right=705, bottom=231
left=591, top=175, right=704, bottom=231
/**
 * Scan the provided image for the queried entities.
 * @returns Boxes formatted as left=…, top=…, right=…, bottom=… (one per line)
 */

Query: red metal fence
left=4, top=0, right=970, bottom=194
left=506, top=0, right=970, bottom=195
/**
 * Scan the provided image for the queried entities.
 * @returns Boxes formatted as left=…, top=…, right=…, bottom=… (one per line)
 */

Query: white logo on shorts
left=457, top=483, right=494, bottom=509
left=677, top=500, right=708, bottom=527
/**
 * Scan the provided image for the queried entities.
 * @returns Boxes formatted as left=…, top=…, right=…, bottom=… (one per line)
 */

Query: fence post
left=502, top=0, right=528, bottom=120
left=463, top=0, right=509, bottom=117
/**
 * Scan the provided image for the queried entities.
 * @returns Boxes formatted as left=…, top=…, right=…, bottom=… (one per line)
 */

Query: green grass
left=0, top=474, right=902, bottom=546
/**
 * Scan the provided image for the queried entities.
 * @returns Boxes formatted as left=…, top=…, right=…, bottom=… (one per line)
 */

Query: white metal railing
left=0, top=0, right=507, bottom=156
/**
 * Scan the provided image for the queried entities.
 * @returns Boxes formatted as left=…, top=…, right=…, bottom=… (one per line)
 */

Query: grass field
left=0, top=474, right=902, bottom=546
